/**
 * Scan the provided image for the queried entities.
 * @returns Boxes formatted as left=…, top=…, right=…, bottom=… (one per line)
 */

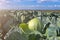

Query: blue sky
left=0, top=0, right=60, bottom=10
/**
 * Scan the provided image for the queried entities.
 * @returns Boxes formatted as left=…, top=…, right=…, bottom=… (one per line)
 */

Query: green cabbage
left=28, top=18, right=44, bottom=32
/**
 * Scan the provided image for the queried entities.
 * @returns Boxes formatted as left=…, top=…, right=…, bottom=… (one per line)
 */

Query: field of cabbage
left=0, top=10, right=60, bottom=40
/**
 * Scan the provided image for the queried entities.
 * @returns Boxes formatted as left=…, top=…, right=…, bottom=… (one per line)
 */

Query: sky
left=0, top=0, right=60, bottom=10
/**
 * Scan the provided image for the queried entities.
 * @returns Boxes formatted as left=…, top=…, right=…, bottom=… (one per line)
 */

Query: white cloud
left=12, top=0, right=33, bottom=2
left=25, top=0, right=35, bottom=1
left=0, top=0, right=35, bottom=6
left=41, top=0, right=58, bottom=1
left=0, top=0, right=11, bottom=5
left=37, top=0, right=59, bottom=3
left=15, top=0, right=35, bottom=2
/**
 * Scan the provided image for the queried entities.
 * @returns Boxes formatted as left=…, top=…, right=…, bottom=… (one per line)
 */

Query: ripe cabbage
left=19, top=23, right=31, bottom=34
left=28, top=17, right=44, bottom=32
